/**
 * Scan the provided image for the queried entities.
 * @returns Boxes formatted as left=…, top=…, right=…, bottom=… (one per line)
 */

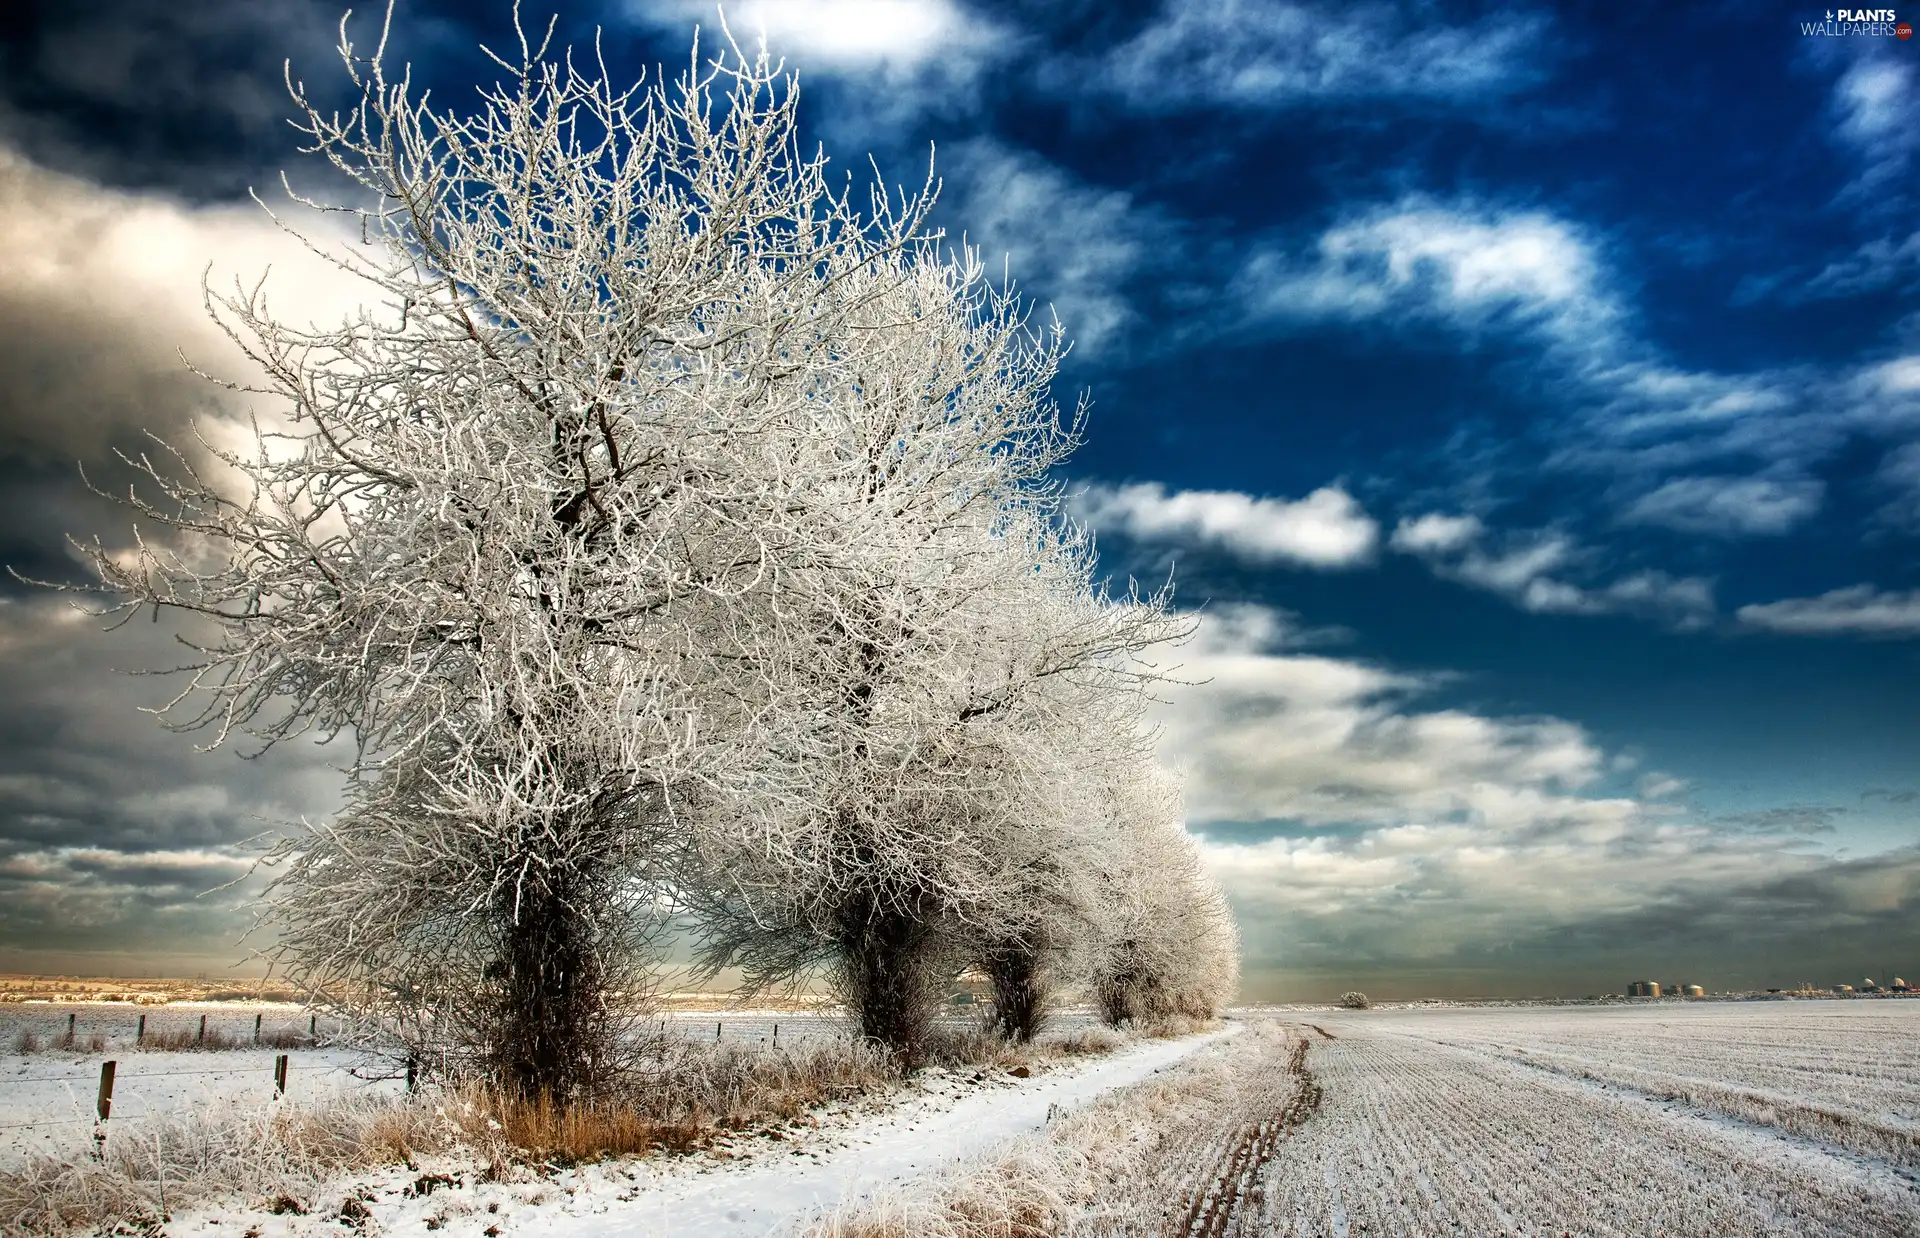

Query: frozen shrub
left=1339, top=992, right=1371, bottom=1010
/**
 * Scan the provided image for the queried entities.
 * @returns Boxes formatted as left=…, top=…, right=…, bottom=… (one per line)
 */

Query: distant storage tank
left=1835, top=984, right=1855, bottom=994
left=1894, top=977, right=1911, bottom=992
left=1627, top=980, right=1662, bottom=997
left=1684, top=984, right=1704, bottom=997
left=1863, top=978, right=1879, bottom=992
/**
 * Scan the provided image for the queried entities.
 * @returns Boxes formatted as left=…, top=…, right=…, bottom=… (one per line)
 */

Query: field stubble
left=815, top=1003, right=1920, bottom=1238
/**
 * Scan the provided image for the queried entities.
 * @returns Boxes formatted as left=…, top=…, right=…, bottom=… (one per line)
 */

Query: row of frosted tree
left=75, top=19, right=1238, bottom=1100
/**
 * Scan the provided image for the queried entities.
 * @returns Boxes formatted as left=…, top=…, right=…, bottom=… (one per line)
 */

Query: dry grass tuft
left=455, top=1034, right=900, bottom=1165
left=921, top=1023, right=1125, bottom=1072
left=810, top=1142, right=1077, bottom=1238
left=0, top=1092, right=449, bottom=1236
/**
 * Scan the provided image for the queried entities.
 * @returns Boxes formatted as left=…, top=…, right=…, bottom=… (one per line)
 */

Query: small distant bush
left=1339, top=992, right=1372, bottom=1010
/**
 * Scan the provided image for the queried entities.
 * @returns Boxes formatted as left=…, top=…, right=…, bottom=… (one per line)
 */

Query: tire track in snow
left=1177, top=1028, right=1324, bottom=1238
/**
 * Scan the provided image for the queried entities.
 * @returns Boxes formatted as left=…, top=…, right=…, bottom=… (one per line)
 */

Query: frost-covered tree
left=1088, top=770, right=1240, bottom=1029
left=59, top=6, right=1237, bottom=1087
left=60, top=11, right=1002, bottom=1098
left=687, top=485, right=1189, bottom=1061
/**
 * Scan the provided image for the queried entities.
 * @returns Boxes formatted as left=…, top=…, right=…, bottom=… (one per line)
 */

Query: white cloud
left=1095, top=0, right=1546, bottom=112
left=1834, top=57, right=1914, bottom=149
left=643, top=0, right=988, bottom=70
left=1829, top=56, right=1918, bottom=201
left=1245, top=203, right=1619, bottom=348
left=1876, top=356, right=1920, bottom=395
left=629, top=1, right=1009, bottom=137
left=1160, top=607, right=1612, bottom=830
left=1621, top=476, right=1824, bottom=537
left=1076, top=481, right=1378, bottom=567
left=1737, top=585, right=1920, bottom=636
left=1388, top=513, right=1716, bottom=626
left=1636, top=772, right=1689, bottom=800
left=944, top=141, right=1160, bottom=352
left=1388, top=512, right=1484, bottom=555
left=1236, top=197, right=1852, bottom=538
left=1161, top=606, right=1852, bottom=965
left=1804, top=230, right=1920, bottom=298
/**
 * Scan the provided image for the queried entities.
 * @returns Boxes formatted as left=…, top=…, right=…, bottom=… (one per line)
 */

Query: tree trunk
left=835, top=897, right=944, bottom=1069
left=494, top=874, right=604, bottom=1101
left=983, top=943, right=1046, bottom=1042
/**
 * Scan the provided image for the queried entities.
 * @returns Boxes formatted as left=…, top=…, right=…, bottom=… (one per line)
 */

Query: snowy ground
left=15, top=1002, right=1918, bottom=1236
left=1256, top=1004, right=1920, bottom=1236
left=812, top=1002, right=1920, bottom=1237
left=0, top=1046, right=399, bottom=1164
left=154, top=1026, right=1233, bottom=1238
left=0, top=1001, right=326, bottom=1050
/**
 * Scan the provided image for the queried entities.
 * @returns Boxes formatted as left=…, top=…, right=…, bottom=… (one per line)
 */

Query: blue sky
left=0, top=0, right=1915, bottom=998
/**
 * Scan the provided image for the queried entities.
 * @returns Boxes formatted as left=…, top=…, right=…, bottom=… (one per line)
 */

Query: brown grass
left=454, top=1034, right=902, bottom=1165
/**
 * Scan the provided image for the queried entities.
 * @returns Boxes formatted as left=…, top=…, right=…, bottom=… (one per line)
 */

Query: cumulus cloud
left=631, top=0, right=1009, bottom=135
left=0, top=147, right=369, bottom=467
left=1245, top=203, right=1617, bottom=343
left=1163, top=606, right=1912, bottom=990
left=1076, top=481, right=1378, bottom=567
left=1091, top=0, right=1547, bottom=112
left=639, top=0, right=994, bottom=69
left=1387, top=513, right=1716, bottom=626
left=0, top=598, right=344, bottom=972
left=0, top=151, right=374, bottom=971
left=1736, top=585, right=1920, bottom=636
left=1621, top=475, right=1824, bottom=537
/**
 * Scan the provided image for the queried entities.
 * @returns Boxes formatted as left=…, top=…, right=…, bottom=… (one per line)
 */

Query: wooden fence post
left=716, top=1020, right=723, bottom=1043
left=772, top=1022, right=779, bottom=1048
left=136, top=1014, right=145, bottom=1046
left=406, top=1057, right=417, bottom=1093
left=274, top=1053, right=289, bottom=1096
left=254, top=1013, right=262, bottom=1043
left=309, top=1013, right=317, bottom=1038
left=66, top=1012, right=76, bottom=1044
left=96, top=1061, right=116, bottom=1121
left=197, top=1014, right=207, bottom=1046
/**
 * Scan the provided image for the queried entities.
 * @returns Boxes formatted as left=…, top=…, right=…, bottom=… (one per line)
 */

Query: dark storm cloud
left=0, top=0, right=346, bottom=198
left=0, top=121, right=366, bottom=972
left=0, top=597, right=345, bottom=965
left=1227, top=846, right=1920, bottom=1001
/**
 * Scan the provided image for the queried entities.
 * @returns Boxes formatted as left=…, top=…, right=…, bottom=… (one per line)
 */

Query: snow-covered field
left=1258, top=1000, right=1920, bottom=1237
left=811, top=1001, right=1920, bottom=1236
left=9, top=1001, right=1919, bottom=1236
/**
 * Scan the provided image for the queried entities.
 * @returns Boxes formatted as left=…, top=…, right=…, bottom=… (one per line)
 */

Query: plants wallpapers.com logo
left=1801, top=8, right=1913, bottom=35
